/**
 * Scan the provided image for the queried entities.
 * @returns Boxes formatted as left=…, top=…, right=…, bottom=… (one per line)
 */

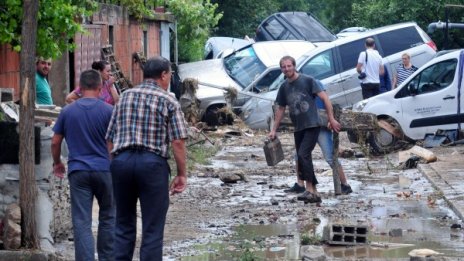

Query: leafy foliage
left=168, top=0, right=222, bottom=62
left=0, top=0, right=97, bottom=59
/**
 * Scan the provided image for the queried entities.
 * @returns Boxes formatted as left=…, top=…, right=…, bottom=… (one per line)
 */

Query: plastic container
left=263, top=137, right=284, bottom=166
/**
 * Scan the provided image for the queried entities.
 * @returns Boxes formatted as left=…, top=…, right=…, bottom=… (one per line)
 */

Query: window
left=254, top=69, right=282, bottom=93
left=377, top=26, right=423, bottom=56
left=300, top=50, right=336, bottom=80
left=223, top=46, right=266, bottom=88
left=263, top=18, right=285, bottom=40
left=396, top=59, right=457, bottom=97
left=338, top=39, right=366, bottom=72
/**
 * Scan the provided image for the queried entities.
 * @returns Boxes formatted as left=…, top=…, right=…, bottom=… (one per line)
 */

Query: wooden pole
left=19, top=0, right=40, bottom=249
left=332, top=104, right=341, bottom=195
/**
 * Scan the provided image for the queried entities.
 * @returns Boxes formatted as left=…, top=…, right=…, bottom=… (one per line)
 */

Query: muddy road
left=162, top=128, right=464, bottom=260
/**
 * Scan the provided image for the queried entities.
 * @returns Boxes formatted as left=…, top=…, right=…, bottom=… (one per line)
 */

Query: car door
left=336, top=38, right=370, bottom=108
left=298, top=49, right=345, bottom=106
left=396, top=58, right=458, bottom=139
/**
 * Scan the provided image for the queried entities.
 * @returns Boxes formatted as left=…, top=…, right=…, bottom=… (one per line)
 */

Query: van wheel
left=367, top=118, right=405, bottom=155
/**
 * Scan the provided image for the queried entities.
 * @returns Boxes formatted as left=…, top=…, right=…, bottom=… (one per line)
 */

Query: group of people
left=356, top=37, right=418, bottom=99
left=40, top=36, right=418, bottom=259
left=50, top=56, right=189, bottom=260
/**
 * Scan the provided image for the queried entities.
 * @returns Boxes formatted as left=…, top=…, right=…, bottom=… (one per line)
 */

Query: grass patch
left=168, top=142, right=220, bottom=176
left=300, top=234, right=322, bottom=245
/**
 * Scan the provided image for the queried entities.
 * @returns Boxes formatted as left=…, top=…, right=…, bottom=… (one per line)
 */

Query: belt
left=114, top=145, right=150, bottom=155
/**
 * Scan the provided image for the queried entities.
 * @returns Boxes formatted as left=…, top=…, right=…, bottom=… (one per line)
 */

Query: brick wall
left=0, top=45, right=20, bottom=101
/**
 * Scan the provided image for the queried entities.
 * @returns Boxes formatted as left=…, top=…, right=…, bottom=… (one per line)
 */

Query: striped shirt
left=106, top=79, right=188, bottom=158
left=396, top=64, right=418, bottom=86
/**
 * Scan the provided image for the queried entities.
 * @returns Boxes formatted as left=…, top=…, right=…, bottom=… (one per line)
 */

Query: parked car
left=178, top=40, right=316, bottom=125
left=241, top=22, right=437, bottom=130
left=351, top=49, right=464, bottom=154
left=255, top=11, right=336, bottom=44
left=204, top=37, right=253, bottom=60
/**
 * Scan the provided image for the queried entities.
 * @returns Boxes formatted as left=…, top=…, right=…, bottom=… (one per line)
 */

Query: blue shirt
left=53, top=98, right=113, bottom=173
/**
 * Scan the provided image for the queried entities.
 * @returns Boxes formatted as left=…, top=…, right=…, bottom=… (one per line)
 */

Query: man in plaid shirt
left=106, top=56, right=189, bottom=260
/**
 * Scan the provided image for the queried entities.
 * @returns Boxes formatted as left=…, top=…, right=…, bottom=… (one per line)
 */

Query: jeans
left=68, top=170, right=115, bottom=261
left=110, top=150, right=170, bottom=261
left=294, top=127, right=320, bottom=184
left=318, top=127, right=341, bottom=169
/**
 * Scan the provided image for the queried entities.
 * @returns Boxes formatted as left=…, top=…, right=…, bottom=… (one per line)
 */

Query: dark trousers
left=361, top=83, right=380, bottom=99
left=110, top=150, right=170, bottom=261
left=68, top=170, right=115, bottom=261
left=294, top=127, right=320, bottom=185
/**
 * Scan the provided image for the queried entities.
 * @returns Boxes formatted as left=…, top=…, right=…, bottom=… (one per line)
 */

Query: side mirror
left=408, top=81, right=418, bottom=96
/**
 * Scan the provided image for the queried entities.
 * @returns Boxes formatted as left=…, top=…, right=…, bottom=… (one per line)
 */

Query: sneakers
left=341, top=184, right=353, bottom=195
left=284, top=183, right=305, bottom=193
left=297, top=190, right=322, bottom=203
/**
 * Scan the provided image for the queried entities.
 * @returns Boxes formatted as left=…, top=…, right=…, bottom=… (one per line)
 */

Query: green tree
left=168, top=0, right=222, bottom=62
left=0, top=0, right=97, bottom=59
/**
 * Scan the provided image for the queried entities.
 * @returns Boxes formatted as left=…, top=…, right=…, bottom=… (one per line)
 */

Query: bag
left=358, top=51, right=368, bottom=79
left=263, top=137, right=284, bottom=166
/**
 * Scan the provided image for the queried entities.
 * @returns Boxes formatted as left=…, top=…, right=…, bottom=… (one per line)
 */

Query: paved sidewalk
left=418, top=146, right=464, bottom=221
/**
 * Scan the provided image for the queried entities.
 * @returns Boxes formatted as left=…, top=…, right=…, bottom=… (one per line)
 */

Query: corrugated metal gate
left=73, top=25, right=103, bottom=89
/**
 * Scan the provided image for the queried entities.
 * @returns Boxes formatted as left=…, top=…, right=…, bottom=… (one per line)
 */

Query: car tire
left=204, top=106, right=234, bottom=126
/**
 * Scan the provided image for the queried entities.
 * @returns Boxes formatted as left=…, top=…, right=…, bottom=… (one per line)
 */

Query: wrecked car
left=204, top=37, right=253, bottom=60
left=178, top=40, right=316, bottom=125
left=254, top=11, right=336, bottom=43
left=351, top=49, right=464, bottom=154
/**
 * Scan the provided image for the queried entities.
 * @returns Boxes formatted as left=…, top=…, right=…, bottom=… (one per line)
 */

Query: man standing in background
left=36, top=57, right=53, bottom=105
left=356, top=38, right=384, bottom=99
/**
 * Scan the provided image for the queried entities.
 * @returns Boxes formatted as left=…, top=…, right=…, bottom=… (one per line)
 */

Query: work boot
left=284, top=183, right=305, bottom=193
left=341, top=184, right=353, bottom=195
left=297, top=191, right=322, bottom=203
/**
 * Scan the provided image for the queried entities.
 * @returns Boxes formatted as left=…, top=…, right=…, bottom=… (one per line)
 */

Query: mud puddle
left=163, top=133, right=464, bottom=260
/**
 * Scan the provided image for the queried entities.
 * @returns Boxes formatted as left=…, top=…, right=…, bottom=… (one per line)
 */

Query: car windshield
left=223, top=46, right=266, bottom=88
left=269, top=54, right=309, bottom=91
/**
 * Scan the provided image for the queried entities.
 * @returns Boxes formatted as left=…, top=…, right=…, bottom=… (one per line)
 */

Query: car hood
left=178, top=59, right=240, bottom=91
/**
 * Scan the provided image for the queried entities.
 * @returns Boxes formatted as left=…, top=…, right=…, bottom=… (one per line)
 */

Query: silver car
left=241, top=22, right=437, bottom=130
left=178, top=40, right=316, bottom=125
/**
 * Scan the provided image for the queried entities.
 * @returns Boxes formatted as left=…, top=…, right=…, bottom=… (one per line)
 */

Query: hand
left=268, top=130, right=277, bottom=140
left=108, top=76, right=116, bottom=85
left=170, top=175, right=187, bottom=195
left=53, top=162, right=65, bottom=179
left=329, top=119, right=342, bottom=133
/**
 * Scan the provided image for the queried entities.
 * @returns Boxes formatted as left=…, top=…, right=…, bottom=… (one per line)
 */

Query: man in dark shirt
left=269, top=55, right=341, bottom=204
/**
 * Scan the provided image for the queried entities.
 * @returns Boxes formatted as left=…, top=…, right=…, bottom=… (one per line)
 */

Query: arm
left=170, top=139, right=187, bottom=195
left=356, top=63, right=363, bottom=74
left=51, top=134, right=66, bottom=178
left=392, top=74, right=398, bottom=89
left=107, top=140, right=114, bottom=160
left=317, top=91, right=341, bottom=133
left=65, top=91, right=80, bottom=104
left=379, top=63, right=385, bottom=76
left=269, top=105, right=285, bottom=140
left=110, top=85, right=120, bottom=104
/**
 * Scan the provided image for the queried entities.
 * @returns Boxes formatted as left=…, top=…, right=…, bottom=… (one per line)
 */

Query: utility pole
left=19, top=0, right=39, bottom=249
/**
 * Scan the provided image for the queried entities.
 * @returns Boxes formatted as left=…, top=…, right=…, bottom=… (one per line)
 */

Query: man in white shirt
left=356, top=38, right=384, bottom=99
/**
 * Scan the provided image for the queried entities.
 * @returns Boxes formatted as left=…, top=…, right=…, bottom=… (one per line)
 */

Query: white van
left=352, top=49, right=464, bottom=154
